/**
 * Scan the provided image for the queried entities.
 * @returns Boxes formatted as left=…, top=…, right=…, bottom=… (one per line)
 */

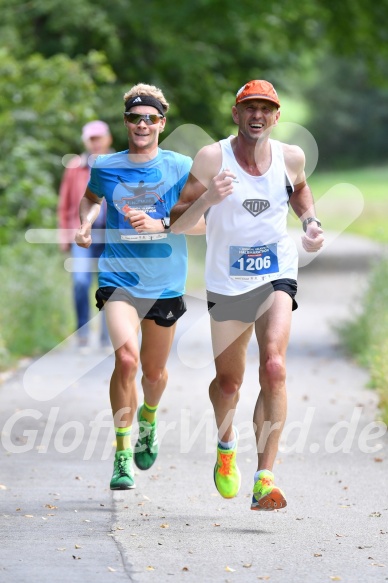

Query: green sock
left=140, top=401, right=158, bottom=424
left=115, top=426, right=132, bottom=452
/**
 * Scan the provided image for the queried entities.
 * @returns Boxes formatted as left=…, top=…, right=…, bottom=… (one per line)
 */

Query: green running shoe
left=251, top=470, right=287, bottom=511
left=110, top=449, right=135, bottom=490
left=134, top=406, right=159, bottom=471
left=213, top=428, right=241, bottom=499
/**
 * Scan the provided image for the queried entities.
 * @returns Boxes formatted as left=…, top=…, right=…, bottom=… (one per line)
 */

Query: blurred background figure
left=58, top=120, right=113, bottom=349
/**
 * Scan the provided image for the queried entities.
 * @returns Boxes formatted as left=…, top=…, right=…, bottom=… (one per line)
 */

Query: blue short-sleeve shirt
left=88, top=148, right=192, bottom=299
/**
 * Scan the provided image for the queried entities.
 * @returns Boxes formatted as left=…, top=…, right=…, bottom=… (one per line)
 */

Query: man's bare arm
left=75, top=188, right=103, bottom=248
left=284, top=144, right=324, bottom=252
left=170, top=144, right=236, bottom=234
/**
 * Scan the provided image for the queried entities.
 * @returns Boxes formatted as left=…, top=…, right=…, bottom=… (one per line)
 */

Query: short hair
left=123, top=83, right=169, bottom=113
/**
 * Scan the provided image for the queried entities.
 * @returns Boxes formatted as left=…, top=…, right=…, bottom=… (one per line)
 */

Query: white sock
left=218, top=431, right=236, bottom=450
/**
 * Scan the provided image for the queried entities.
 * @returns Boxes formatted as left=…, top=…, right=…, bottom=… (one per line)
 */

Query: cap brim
left=236, top=95, right=280, bottom=107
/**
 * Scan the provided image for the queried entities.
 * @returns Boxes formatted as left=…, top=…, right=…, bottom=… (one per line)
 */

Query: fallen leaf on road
left=182, top=567, right=189, bottom=571
left=314, top=554, right=322, bottom=557
left=45, top=504, right=57, bottom=510
left=0, top=485, right=7, bottom=490
left=146, top=566, right=155, bottom=571
left=225, top=566, right=235, bottom=572
left=107, top=567, right=116, bottom=572
left=57, top=548, right=66, bottom=551
left=75, top=545, right=82, bottom=549
left=160, top=523, right=169, bottom=528
left=329, top=577, right=341, bottom=581
left=24, top=515, right=34, bottom=518
left=214, top=523, right=221, bottom=527
left=369, top=512, right=382, bottom=517
left=243, top=563, right=252, bottom=568
left=374, top=457, right=383, bottom=462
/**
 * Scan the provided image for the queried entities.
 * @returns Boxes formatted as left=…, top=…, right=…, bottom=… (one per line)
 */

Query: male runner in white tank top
left=170, top=80, right=324, bottom=511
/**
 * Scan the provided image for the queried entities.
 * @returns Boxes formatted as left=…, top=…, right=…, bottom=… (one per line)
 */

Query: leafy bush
left=337, top=256, right=388, bottom=423
left=0, top=48, right=115, bottom=245
left=0, top=237, right=73, bottom=367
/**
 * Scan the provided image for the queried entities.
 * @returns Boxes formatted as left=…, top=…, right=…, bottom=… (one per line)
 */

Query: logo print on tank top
left=242, top=199, right=270, bottom=217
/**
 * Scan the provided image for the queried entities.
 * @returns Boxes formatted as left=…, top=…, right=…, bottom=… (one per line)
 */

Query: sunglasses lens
left=148, top=115, right=160, bottom=124
left=126, top=113, right=161, bottom=125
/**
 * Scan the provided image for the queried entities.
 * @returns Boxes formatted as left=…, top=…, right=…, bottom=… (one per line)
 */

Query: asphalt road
left=0, top=233, right=387, bottom=583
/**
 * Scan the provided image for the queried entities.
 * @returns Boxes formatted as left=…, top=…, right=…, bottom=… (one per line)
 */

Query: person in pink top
left=58, top=120, right=112, bottom=349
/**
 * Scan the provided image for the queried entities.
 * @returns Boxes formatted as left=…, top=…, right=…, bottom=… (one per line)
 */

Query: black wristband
left=161, top=217, right=170, bottom=232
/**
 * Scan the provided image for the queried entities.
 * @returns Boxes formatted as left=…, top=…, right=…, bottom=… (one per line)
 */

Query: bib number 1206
left=237, top=255, right=271, bottom=271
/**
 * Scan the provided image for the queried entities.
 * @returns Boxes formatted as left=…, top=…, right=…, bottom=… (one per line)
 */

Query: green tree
left=3, top=0, right=388, bottom=141
left=305, top=57, right=388, bottom=169
left=0, top=49, right=115, bottom=243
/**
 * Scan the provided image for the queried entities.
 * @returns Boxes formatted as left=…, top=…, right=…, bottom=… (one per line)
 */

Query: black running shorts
left=96, top=286, right=187, bottom=328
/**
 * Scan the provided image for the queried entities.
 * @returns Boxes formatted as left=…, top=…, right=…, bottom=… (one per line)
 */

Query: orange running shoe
left=251, top=470, right=287, bottom=511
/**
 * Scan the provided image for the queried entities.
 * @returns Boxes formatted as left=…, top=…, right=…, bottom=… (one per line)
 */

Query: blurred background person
left=58, top=120, right=113, bottom=349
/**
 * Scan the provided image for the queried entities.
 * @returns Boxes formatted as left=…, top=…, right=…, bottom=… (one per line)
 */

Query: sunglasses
left=124, top=112, right=164, bottom=125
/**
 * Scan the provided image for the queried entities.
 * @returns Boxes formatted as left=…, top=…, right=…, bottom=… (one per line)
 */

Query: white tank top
left=205, top=137, right=298, bottom=295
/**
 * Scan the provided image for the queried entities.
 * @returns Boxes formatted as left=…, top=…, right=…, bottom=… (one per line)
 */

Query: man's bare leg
left=210, top=320, right=253, bottom=498
left=134, top=319, right=177, bottom=470
left=251, top=291, right=292, bottom=510
left=104, top=300, right=141, bottom=489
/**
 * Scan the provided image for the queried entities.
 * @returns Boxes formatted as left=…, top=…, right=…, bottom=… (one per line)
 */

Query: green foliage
left=337, top=257, right=388, bottom=423
left=308, top=166, right=388, bottom=243
left=305, top=57, right=388, bottom=169
left=0, top=237, right=73, bottom=367
left=0, top=48, right=115, bottom=244
left=2, top=0, right=380, bottom=142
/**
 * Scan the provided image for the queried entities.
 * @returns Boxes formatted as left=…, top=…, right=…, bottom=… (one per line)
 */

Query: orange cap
left=235, top=80, right=280, bottom=108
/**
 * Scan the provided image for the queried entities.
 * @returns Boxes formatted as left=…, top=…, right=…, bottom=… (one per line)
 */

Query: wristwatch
left=303, top=217, right=321, bottom=232
left=161, top=217, right=170, bottom=231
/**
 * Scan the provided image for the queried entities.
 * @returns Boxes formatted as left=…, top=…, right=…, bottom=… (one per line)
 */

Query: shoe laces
left=218, top=451, right=234, bottom=476
left=117, top=454, right=131, bottom=476
left=138, top=421, right=156, bottom=452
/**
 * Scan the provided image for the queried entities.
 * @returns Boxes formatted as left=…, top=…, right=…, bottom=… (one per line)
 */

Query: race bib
left=120, top=233, right=167, bottom=241
left=229, top=244, right=279, bottom=280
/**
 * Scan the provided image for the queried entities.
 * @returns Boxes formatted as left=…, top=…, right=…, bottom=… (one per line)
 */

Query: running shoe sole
left=251, top=487, right=287, bottom=511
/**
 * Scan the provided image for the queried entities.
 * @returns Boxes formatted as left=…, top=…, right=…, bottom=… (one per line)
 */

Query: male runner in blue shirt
left=75, top=83, right=204, bottom=489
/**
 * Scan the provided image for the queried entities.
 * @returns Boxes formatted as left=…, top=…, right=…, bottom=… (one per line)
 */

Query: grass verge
left=336, top=256, right=388, bottom=424
left=0, top=237, right=73, bottom=371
